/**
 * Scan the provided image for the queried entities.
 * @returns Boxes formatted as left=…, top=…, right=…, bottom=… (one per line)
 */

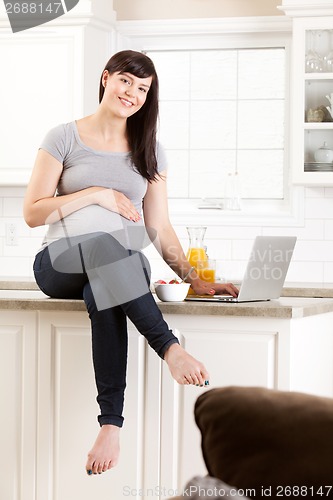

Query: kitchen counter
left=2, top=289, right=333, bottom=500
left=1, top=278, right=333, bottom=297
left=0, top=276, right=39, bottom=290
left=158, top=296, right=333, bottom=318
left=282, top=282, right=333, bottom=298
left=0, top=288, right=333, bottom=319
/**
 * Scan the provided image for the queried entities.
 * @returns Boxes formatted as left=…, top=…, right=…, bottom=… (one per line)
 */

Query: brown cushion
left=194, top=386, right=333, bottom=498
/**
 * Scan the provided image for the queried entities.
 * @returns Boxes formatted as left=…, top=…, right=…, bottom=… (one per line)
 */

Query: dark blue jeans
left=33, top=232, right=179, bottom=427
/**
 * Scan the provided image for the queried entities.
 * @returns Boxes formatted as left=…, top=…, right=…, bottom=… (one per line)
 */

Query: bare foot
left=164, top=343, right=210, bottom=386
left=86, top=424, right=120, bottom=475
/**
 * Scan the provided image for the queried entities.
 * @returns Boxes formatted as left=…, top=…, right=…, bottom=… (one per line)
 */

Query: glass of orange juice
left=196, top=259, right=216, bottom=283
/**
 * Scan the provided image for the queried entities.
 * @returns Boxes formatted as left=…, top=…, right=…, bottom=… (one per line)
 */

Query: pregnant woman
left=23, top=50, right=238, bottom=476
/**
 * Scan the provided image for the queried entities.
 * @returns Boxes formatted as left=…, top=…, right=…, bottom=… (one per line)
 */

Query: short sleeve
left=156, top=142, right=168, bottom=172
left=39, top=123, right=69, bottom=164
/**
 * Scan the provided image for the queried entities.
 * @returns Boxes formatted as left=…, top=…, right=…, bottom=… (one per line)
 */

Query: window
left=116, top=16, right=299, bottom=223
left=147, top=47, right=287, bottom=202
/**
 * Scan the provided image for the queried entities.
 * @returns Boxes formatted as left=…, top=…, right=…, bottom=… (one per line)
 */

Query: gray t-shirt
left=39, top=121, right=167, bottom=249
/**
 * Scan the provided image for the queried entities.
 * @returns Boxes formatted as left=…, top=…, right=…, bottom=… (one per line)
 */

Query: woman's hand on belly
left=94, top=188, right=141, bottom=222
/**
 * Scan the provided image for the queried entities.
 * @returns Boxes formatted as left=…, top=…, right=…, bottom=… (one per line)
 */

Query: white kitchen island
left=1, top=287, right=333, bottom=500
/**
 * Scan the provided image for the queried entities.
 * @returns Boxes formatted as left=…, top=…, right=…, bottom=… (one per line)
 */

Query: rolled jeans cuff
left=160, top=337, right=180, bottom=359
left=98, top=414, right=124, bottom=428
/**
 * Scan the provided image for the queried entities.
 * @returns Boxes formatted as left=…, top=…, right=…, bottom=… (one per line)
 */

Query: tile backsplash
left=0, top=186, right=332, bottom=284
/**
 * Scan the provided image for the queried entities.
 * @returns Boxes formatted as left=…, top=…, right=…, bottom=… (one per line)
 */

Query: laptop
left=185, top=235, right=297, bottom=303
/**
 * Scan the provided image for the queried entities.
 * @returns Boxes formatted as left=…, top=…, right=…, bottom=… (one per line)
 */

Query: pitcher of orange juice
left=186, top=226, right=208, bottom=267
left=186, top=226, right=209, bottom=293
left=186, top=227, right=216, bottom=290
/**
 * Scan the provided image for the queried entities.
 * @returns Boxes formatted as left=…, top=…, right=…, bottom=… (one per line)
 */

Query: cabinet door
left=0, top=311, right=37, bottom=500
left=0, top=25, right=110, bottom=185
left=292, top=17, right=333, bottom=185
left=159, top=314, right=277, bottom=496
left=0, top=33, right=76, bottom=185
left=37, top=311, right=146, bottom=500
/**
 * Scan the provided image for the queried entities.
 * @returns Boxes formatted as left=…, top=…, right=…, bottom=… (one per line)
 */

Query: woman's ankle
left=164, top=342, right=182, bottom=361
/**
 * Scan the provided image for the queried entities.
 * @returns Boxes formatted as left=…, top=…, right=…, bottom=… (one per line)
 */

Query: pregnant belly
left=45, top=205, right=150, bottom=251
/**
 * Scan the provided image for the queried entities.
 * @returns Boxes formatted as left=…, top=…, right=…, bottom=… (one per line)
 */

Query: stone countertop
left=0, top=289, right=333, bottom=319
left=0, top=277, right=39, bottom=290
left=281, top=283, right=333, bottom=298
left=1, top=279, right=333, bottom=297
left=159, top=297, right=333, bottom=319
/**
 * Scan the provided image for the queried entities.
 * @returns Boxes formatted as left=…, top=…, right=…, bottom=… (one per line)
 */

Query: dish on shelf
left=304, top=162, right=333, bottom=172
left=308, top=161, right=333, bottom=164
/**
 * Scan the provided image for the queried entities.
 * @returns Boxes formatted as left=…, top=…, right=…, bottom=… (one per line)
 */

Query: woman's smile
left=119, top=97, right=134, bottom=107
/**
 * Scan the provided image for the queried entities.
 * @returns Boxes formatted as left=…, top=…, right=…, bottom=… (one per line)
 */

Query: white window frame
left=115, top=16, right=305, bottom=227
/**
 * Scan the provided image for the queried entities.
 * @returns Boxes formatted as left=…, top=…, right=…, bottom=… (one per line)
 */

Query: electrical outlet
left=5, top=223, right=18, bottom=246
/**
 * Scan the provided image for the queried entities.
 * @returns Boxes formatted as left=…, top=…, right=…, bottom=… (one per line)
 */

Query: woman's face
left=101, top=70, right=152, bottom=118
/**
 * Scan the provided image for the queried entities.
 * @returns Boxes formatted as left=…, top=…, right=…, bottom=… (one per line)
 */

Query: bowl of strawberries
left=154, top=279, right=191, bottom=302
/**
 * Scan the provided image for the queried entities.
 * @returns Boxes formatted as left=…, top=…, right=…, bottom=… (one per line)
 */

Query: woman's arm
left=143, top=171, right=238, bottom=297
left=24, top=149, right=141, bottom=227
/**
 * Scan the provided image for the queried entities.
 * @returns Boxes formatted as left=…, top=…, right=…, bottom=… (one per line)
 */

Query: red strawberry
left=156, top=279, right=167, bottom=284
left=169, top=279, right=180, bottom=284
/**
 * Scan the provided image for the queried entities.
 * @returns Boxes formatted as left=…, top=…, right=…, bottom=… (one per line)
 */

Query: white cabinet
left=155, top=312, right=333, bottom=496
left=0, top=309, right=274, bottom=500
left=0, top=1, right=114, bottom=185
left=284, top=6, right=333, bottom=185
left=157, top=314, right=278, bottom=497
left=2, top=306, right=333, bottom=500
left=36, top=311, right=146, bottom=500
left=0, top=311, right=37, bottom=500
left=0, top=309, right=146, bottom=500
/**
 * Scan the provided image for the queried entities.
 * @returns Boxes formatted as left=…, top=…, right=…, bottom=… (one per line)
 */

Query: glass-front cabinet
left=290, top=14, right=333, bottom=185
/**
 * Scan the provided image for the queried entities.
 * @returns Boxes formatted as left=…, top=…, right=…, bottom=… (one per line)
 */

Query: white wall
left=1, top=186, right=332, bottom=284
left=113, top=0, right=283, bottom=20
left=0, top=0, right=331, bottom=284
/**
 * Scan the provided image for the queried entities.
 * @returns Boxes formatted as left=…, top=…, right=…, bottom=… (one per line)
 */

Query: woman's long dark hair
left=99, top=50, right=159, bottom=182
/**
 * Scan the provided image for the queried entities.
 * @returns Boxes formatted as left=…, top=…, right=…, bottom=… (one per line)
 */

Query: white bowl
left=154, top=282, right=190, bottom=302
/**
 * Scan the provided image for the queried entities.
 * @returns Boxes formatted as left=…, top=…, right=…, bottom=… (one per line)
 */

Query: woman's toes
left=189, top=375, right=200, bottom=385
left=86, top=455, right=94, bottom=475
left=92, top=461, right=99, bottom=475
